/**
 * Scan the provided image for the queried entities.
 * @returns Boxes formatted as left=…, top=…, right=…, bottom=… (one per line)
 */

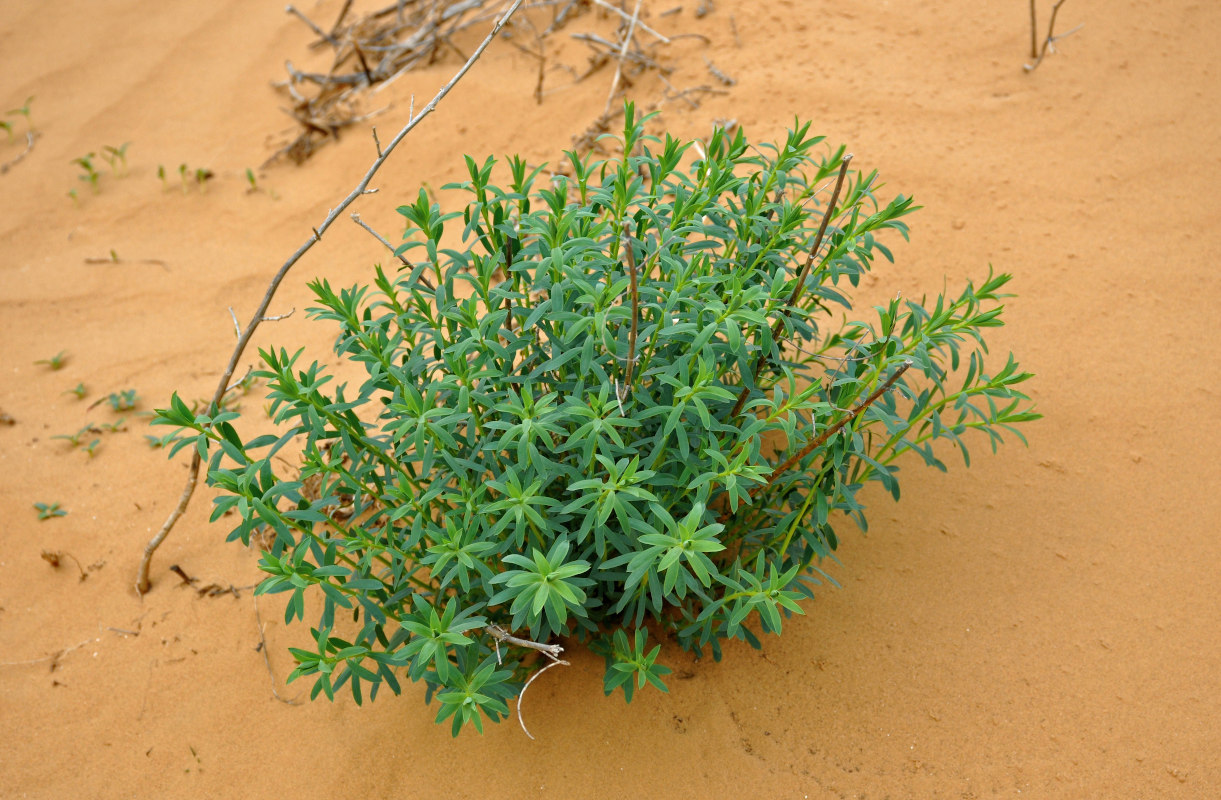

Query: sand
left=2, top=0, right=1219, bottom=797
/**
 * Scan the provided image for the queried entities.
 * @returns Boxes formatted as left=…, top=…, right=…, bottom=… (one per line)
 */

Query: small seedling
left=157, top=164, right=168, bottom=190
left=195, top=167, right=214, bottom=191
left=108, top=249, right=120, bottom=263
left=35, top=350, right=68, bottom=370
left=178, top=163, right=190, bottom=193
left=82, top=438, right=102, bottom=458
left=67, top=188, right=80, bottom=206
left=98, top=418, right=126, bottom=433
left=7, top=96, right=34, bottom=131
left=0, top=120, right=11, bottom=142
left=65, top=383, right=87, bottom=399
left=53, top=424, right=98, bottom=448
left=245, top=167, right=258, bottom=192
left=107, top=389, right=140, bottom=411
left=34, top=501, right=66, bottom=520
left=72, top=154, right=101, bottom=193
left=101, top=143, right=130, bottom=177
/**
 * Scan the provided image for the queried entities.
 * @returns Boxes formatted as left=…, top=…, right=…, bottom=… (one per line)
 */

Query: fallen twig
left=0, top=636, right=95, bottom=669
left=486, top=624, right=567, bottom=739
left=1, top=131, right=39, bottom=175
left=516, top=657, right=568, bottom=739
left=254, top=595, right=303, bottom=704
left=703, top=56, right=735, bottom=85
left=605, top=0, right=642, bottom=114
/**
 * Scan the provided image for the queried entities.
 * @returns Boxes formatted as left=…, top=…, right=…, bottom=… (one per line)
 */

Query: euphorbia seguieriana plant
left=155, top=105, right=1038, bottom=735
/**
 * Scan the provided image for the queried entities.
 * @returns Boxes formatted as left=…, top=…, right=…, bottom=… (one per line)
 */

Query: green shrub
left=155, top=105, right=1038, bottom=735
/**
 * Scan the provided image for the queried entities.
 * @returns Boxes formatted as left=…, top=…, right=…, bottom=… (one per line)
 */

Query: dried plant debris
left=270, top=0, right=733, bottom=163
left=272, top=0, right=516, bottom=164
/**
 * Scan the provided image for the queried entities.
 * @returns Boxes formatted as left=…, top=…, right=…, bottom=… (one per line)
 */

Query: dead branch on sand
left=1024, top=0, right=1082, bottom=72
left=271, top=0, right=527, bottom=164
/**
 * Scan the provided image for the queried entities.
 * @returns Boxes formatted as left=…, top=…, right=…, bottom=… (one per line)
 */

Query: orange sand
left=2, top=0, right=1219, bottom=797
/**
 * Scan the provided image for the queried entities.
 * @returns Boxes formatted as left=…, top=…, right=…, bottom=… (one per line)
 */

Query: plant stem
left=730, top=154, right=852, bottom=419
left=622, top=233, right=640, bottom=392
left=136, top=0, right=526, bottom=595
left=748, top=360, right=911, bottom=500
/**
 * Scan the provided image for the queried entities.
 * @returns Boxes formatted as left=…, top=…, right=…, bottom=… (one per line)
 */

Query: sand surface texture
left=2, top=0, right=1219, bottom=797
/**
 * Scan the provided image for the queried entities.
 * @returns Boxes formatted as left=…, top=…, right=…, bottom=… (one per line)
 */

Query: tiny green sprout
left=98, top=418, right=126, bottom=433
left=35, top=350, right=68, bottom=370
left=65, top=382, right=87, bottom=399
left=72, top=153, right=101, bottom=193
left=194, top=167, right=214, bottom=191
left=7, top=96, right=33, bottom=130
left=157, top=164, right=167, bottom=190
left=109, top=248, right=120, bottom=263
left=34, top=501, right=66, bottom=520
left=107, top=389, right=140, bottom=412
left=82, top=438, right=101, bottom=458
left=101, top=142, right=130, bottom=177
left=68, top=188, right=80, bottom=206
left=52, top=424, right=97, bottom=448
left=0, top=120, right=11, bottom=142
left=245, top=167, right=258, bottom=192
left=178, top=163, right=189, bottom=193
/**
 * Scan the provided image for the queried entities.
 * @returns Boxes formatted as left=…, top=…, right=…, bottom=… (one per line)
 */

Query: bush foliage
left=156, top=105, right=1038, bottom=734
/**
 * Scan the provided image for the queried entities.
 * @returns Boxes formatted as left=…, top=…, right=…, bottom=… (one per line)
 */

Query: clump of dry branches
left=273, top=0, right=521, bottom=163
left=272, top=0, right=727, bottom=164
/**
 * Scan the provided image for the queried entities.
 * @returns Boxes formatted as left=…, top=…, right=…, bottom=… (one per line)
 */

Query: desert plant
left=34, top=502, right=66, bottom=520
left=154, top=107, right=1038, bottom=735
left=107, top=389, right=139, bottom=412
left=72, top=154, right=101, bottom=193
left=101, top=143, right=130, bottom=176
left=7, top=96, right=34, bottom=130
left=35, top=350, right=68, bottom=370
left=53, top=424, right=96, bottom=448
left=65, top=382, right=87, bottom=399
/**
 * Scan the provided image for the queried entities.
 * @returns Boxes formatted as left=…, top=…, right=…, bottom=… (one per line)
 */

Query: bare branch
left=350, top=212, right=436, bottom=291
left=286, top=5, right=337, bottom=47
left=590, top=0, right=671, bottom=43
left=262, top=308, right=295, bottom=323
left=1024, top=0, right=1080, bottom=72
left=517, top=657, right=569, bottom=739
left=0, top=131, right=39, bottom=175
left=485, top=624, right=564, bottom=660
left=604, top=0, right=642, bottom=114
left=136, top=0, right=526, bottom=595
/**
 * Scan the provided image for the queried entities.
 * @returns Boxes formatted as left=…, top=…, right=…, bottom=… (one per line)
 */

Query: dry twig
left=1, top=131, right=38, bottom=175
left=605, top=0, right=643, bottom=114
left=1024, top=0, right=1081, bottom=72
left=272, top=0, right=522, bottom=163
left=254, top=595, right=303, bottom=704
left=486, top=624, right=567, bottom=739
